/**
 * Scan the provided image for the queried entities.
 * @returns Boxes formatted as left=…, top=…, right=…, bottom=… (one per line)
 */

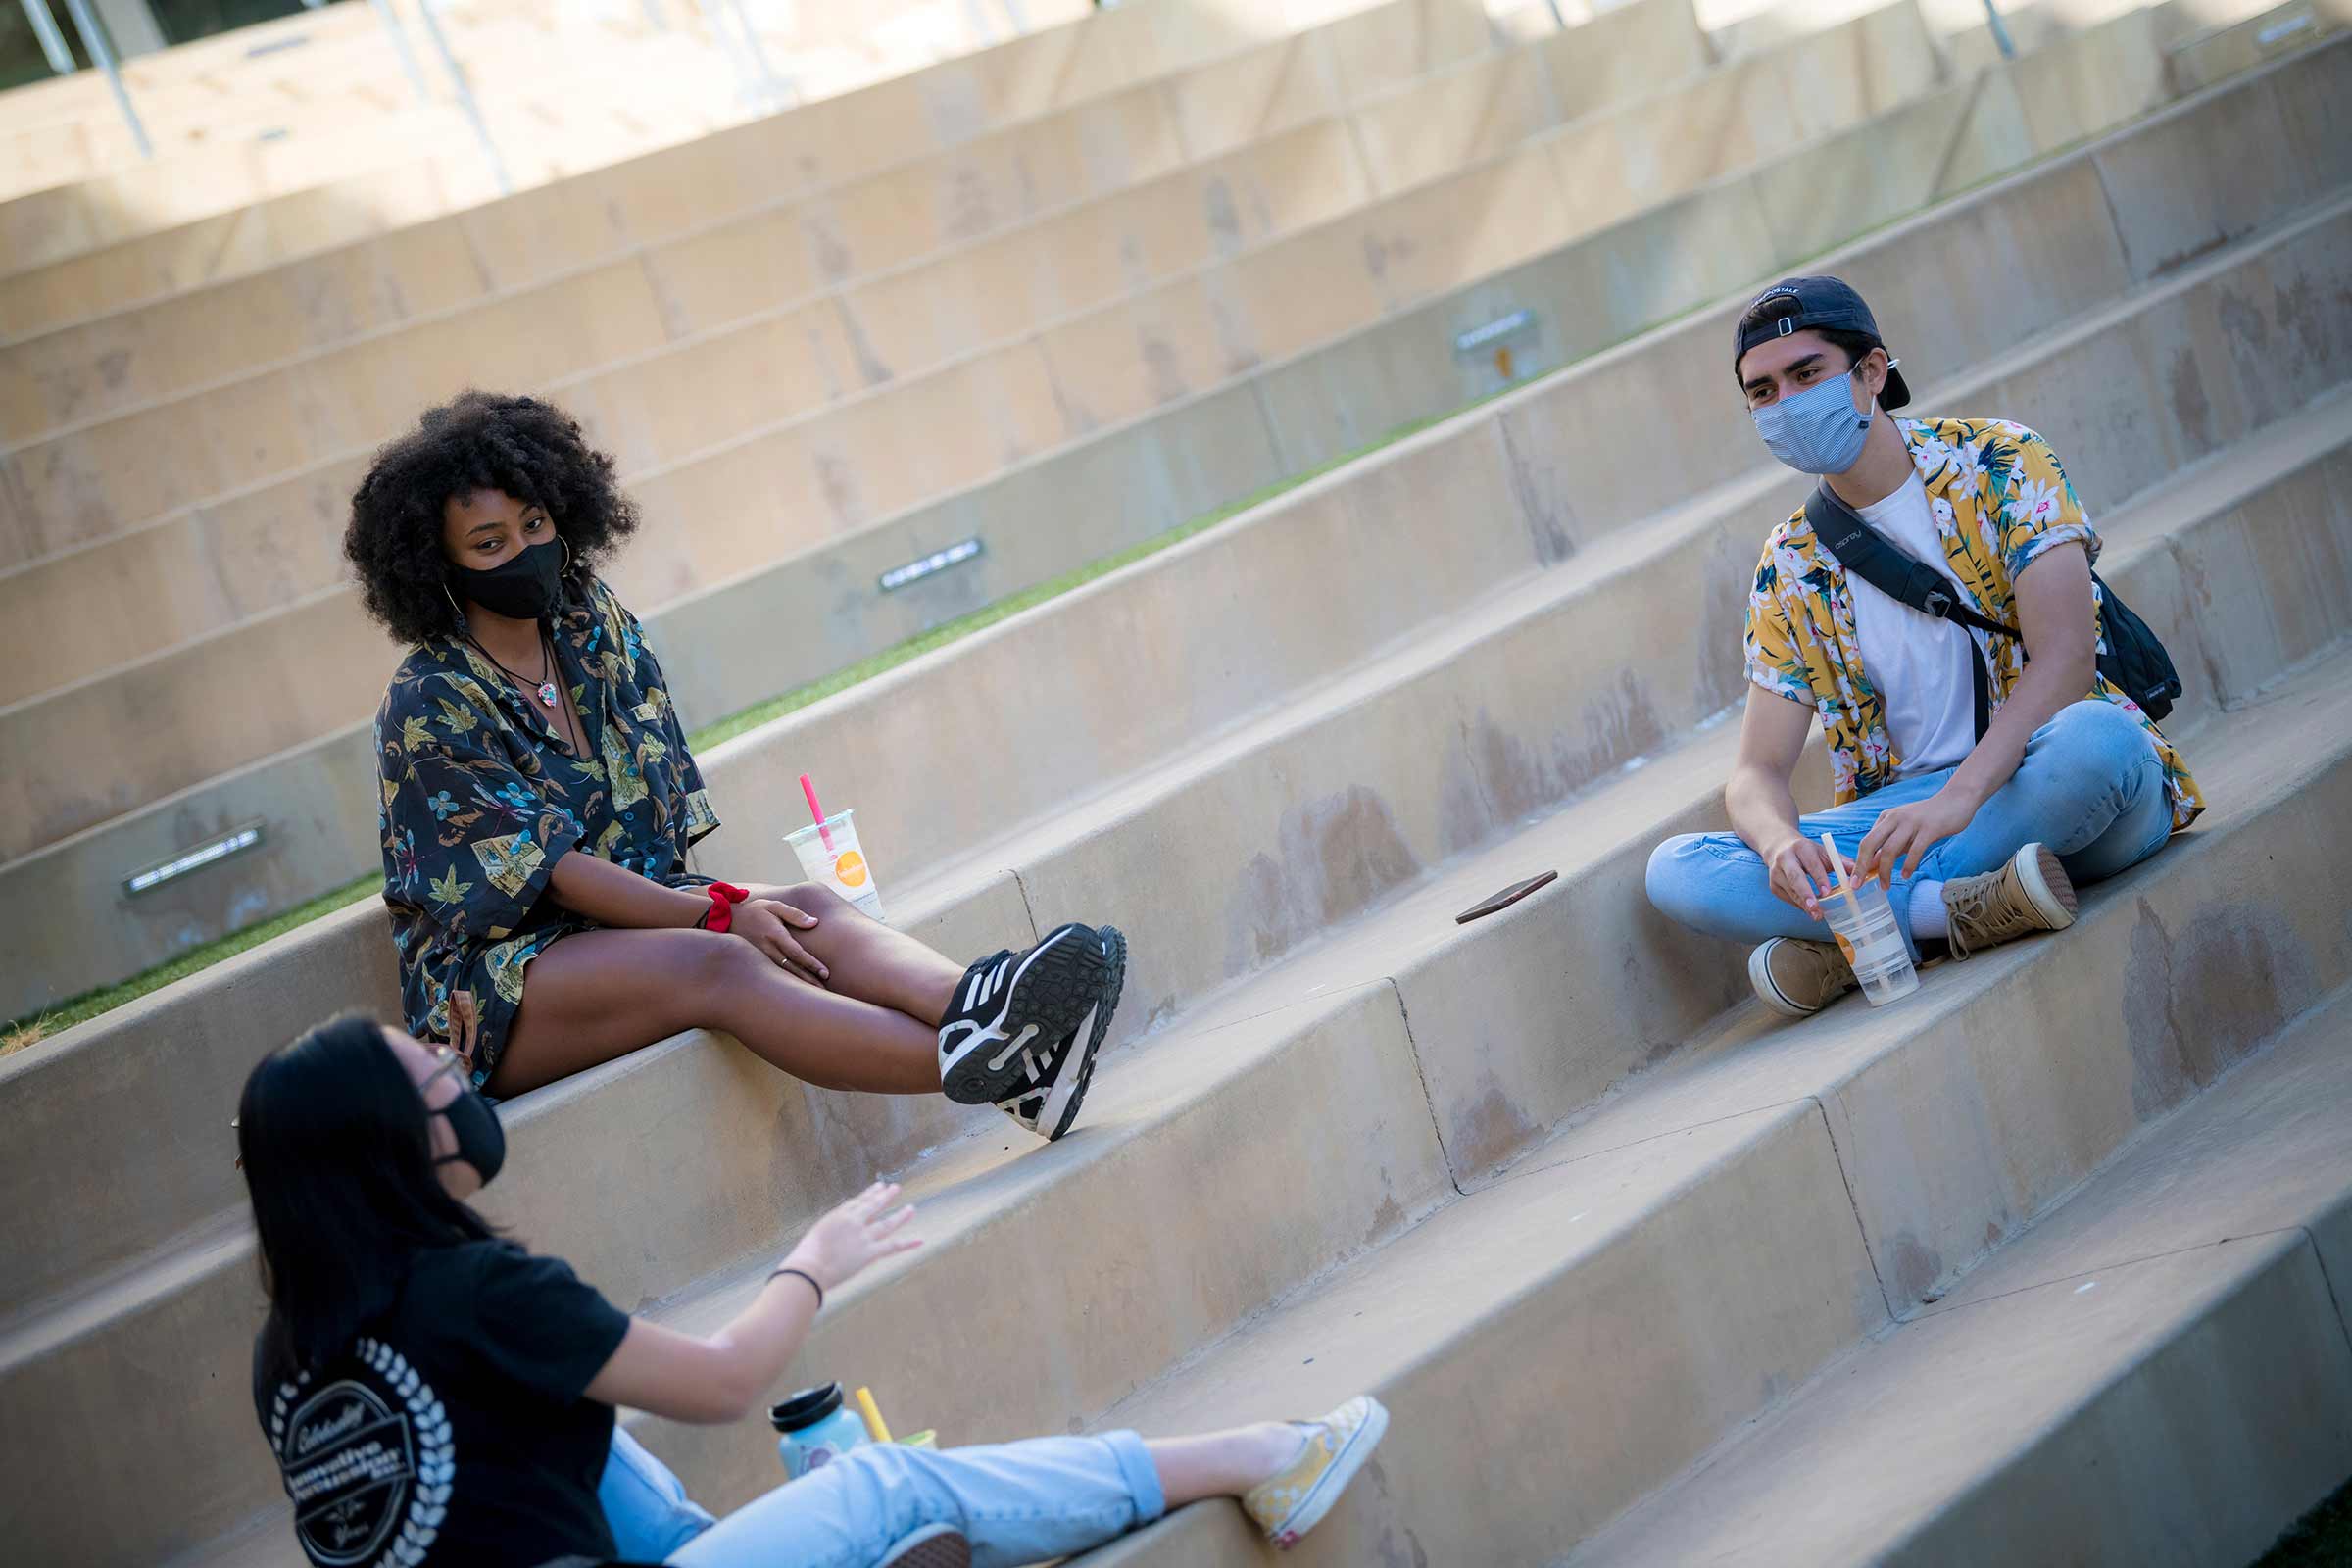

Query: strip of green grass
left=3, top=872, right=386, bottom=1052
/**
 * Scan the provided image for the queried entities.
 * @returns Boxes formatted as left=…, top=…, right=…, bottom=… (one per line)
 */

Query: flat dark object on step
left=1455, top=870, right=1558, bottom=924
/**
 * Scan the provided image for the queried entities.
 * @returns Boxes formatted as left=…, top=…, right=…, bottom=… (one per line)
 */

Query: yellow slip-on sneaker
left=1241, top=1395, right=1390, bottom=1549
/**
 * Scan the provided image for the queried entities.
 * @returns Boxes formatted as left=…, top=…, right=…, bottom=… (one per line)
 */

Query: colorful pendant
left=537, top=682, right=559, bottom=708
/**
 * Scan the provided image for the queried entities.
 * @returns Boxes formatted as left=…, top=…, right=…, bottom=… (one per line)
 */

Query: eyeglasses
left=230, top=1046, right=468, bottom=1169
left=420, top=1044, right=466, bottom=1094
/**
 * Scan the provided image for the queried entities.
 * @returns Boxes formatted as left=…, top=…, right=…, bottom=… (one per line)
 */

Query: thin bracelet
left=767, top=1266, right=823, bottom=1309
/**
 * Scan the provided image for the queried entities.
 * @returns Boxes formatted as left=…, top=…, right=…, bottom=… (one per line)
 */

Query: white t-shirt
left=1847, top=473, right=1979, bottom=779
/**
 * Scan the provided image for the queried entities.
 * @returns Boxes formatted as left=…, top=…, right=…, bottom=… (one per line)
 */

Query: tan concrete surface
left=1, top=39, right=2339, bottom=1004
left=16, top=495, right=2348, bottom=1560
left=1572, top=987, right=2352, bottom=1566
left=4, top=189, right=2343, bottom=1557
left=0, top=0, right=1477, bottom=315
left=0, top=7, right=2330, bottom=1250
left=0, top=0, right=1470, bottom=286
left=0, top=0, right=1543, bottom=445
left=1079, top=658, right=2352, bottom=1564
left=0, top=5, right=1948, bottom=847
left=0, top=0, right=1485, bottom=347
left=0, top=0, right=1686, bottom=572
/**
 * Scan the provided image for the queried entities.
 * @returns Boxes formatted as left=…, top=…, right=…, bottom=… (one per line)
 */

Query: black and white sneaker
left=999, top=926, right=1124, bottom=1142
left=938, top=923, right=1117, bottom=1108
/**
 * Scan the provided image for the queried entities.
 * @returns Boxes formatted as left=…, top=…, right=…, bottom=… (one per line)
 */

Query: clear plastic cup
left=1821, top=875, right=1920, bottom=1005
left=785, top=808, right=887, bottom=923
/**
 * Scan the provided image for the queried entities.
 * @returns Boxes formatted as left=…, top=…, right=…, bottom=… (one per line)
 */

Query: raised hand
left=781, top=1180, right=921, bottom=1294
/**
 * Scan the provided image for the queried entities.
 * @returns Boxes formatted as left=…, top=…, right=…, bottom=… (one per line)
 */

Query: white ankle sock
left=1909, top=880, right=1947, bottom=940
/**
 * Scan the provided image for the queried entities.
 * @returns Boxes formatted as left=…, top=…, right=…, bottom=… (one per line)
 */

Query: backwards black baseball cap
left=1733, top=275, right=1912, bottom=411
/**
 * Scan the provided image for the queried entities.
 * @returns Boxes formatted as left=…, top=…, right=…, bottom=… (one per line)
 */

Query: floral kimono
left=374, top=576, right=721, bottom=1086
left=1743, top=416, right=2204, bottom=829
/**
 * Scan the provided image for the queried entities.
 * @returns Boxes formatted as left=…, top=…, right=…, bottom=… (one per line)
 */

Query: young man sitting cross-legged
left=1645, top=276, right=2204, bottom=1015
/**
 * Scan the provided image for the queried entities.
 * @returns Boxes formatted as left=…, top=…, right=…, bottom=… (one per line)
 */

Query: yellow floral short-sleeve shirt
left=1743, top=416, right=2203, bottom=830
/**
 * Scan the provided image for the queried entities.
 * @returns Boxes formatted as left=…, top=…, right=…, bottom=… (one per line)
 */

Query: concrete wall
left=5, top=20, right=2332, bottom=1015
left=2, top=49, right=2340, bottom=1343
left=0, top=0, right=1446, bottom=280
left=8, top=208, right=2349, bottom=1556
left=0, top=3, right=1934, bottom=867
left=0, top=0, right=1537, bottom=447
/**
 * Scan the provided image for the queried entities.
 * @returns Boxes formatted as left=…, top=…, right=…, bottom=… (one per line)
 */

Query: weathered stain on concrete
left=2169, top=344, right=2214, bottom=453
left=1447, top=1073, right=1544, bottom=1183
left=1201, top=175, right=1242, bottom=251
left=2122, top=896, right=2310, bottom=1119
left=1226, top=783, right=1421, bottom=971
left=1888, top=1231, right=1946, bottom=1305
left=806, top=213, right=852, bottom=282
left=1498, top=413, right=1575, bottom=564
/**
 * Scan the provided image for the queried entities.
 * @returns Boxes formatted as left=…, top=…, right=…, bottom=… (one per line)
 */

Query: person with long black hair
left=345, top=391, right=1123, bottom=1141
left=240, top=1015, right=1391, bottom=1568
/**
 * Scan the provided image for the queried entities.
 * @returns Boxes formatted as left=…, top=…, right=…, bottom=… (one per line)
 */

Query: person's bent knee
left=2041, top=698, right=2147, bottom=760
left=774, top=881, right=855, bottom=919
left=2034, top=699, right=2155, bottom=788
left=688, top=927, right=773, bottom=992
left=1645, top=835, right=1711, bottom=928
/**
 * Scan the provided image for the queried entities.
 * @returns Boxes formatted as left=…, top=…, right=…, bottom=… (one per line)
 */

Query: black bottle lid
left=768, top=1382, right=846, bottom=1433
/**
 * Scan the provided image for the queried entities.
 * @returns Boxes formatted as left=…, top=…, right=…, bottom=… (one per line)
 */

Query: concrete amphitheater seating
left=7, top=0, right=2335, bottom=1015
left=0, top=31, right=2348, bottom=1563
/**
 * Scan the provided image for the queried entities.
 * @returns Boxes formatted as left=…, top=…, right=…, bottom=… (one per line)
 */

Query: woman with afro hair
left=346, top=392, right=1125, bottom=1141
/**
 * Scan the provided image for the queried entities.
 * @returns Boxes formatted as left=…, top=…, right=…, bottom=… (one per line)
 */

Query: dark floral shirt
left=374, top=576, right=720, bottom=1085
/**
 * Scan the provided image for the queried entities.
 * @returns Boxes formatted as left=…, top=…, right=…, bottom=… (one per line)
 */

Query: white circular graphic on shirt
left=270, top=1340, right=454, bottom=1567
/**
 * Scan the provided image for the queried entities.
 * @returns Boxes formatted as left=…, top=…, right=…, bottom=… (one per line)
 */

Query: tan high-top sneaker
left=1748, top=937, right=1859, bottom=1017
left=1944, top=843, right=2079, bottom=958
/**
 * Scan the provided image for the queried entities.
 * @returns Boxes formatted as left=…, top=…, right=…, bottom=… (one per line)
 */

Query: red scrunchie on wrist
left=697, top=881, right=752, bottom=934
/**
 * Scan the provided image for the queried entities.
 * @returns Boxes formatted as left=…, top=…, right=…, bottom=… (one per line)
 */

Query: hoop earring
left=559, top=534, right=573, bottom=576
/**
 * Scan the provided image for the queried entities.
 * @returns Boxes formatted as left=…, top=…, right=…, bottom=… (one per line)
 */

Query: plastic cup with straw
left=1816, top=831, right=1919, bottom=1005
left=784, top=772, right=888, bottom=921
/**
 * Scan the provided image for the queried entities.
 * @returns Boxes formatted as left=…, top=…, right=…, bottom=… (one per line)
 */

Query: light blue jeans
left=1646, top=700, right=2176, bottom=955
left=600, top=1425, right=1166, bottom=1568
left=601, top=1427, right=717, bottom=1558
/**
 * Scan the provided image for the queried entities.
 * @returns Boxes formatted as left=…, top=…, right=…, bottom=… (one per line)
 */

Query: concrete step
left=1073, top=652, right=2352, bottom=1565
left=6, top=112, right=2347, bottom=1326
left=204, top=583, right=2352, bottom=1566
left=0, top=0, right=1489, bottom=313
left=4, top=21, right=2335, bottom=1002
left=1570, top=982, right=2352, bottom=1567
left=0, top=0, right=1579, bottom=453
left=11, top=229, right=2349, bottom=1556
left=0, top=0, right=1711, bottom=700
left=0, top=0, right=1373, bottom=282
left=0, top=0, right=1878, bottom=601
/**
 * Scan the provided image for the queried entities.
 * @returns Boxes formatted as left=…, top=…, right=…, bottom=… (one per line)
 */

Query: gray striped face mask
left=1752, top=363, right=1873, bottom=475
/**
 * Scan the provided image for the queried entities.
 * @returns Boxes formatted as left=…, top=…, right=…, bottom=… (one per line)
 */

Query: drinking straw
left=1823, top=831, right=1863, bottom=916
left=800, top=773, right=836, bottom=855
left=854, top=1386, right=893, bottom=1444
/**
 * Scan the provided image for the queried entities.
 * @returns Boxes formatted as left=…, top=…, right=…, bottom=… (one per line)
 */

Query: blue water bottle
left=770, top=1383, right=870, bottom=1478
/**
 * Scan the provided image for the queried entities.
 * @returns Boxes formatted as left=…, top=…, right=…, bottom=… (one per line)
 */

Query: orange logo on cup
left=834, top=850, right=869, bottom=889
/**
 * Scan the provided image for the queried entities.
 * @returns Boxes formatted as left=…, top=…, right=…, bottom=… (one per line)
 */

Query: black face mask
left=450, top=537, right=565, bottom=622
left=433, top=1088, right=507, bottom=1187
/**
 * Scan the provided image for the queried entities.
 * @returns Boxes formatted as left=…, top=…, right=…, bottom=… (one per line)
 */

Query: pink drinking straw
left=800, top=774, right=837, bottom=855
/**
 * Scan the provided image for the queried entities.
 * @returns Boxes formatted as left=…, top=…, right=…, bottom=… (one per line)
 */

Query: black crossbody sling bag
left=1802, top=483, right=2182, bottom=734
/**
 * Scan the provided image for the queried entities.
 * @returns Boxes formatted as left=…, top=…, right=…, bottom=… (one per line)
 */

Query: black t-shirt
left=252, top=1240, right=633, bottom=1568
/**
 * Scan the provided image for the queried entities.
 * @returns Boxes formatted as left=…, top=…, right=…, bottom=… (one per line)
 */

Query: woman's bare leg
left=1146, top=1424, right=1307, bottom=1508
left=488, top=926, right=945, bottom=1097
left=744, top=883, right=965, bottom=1027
